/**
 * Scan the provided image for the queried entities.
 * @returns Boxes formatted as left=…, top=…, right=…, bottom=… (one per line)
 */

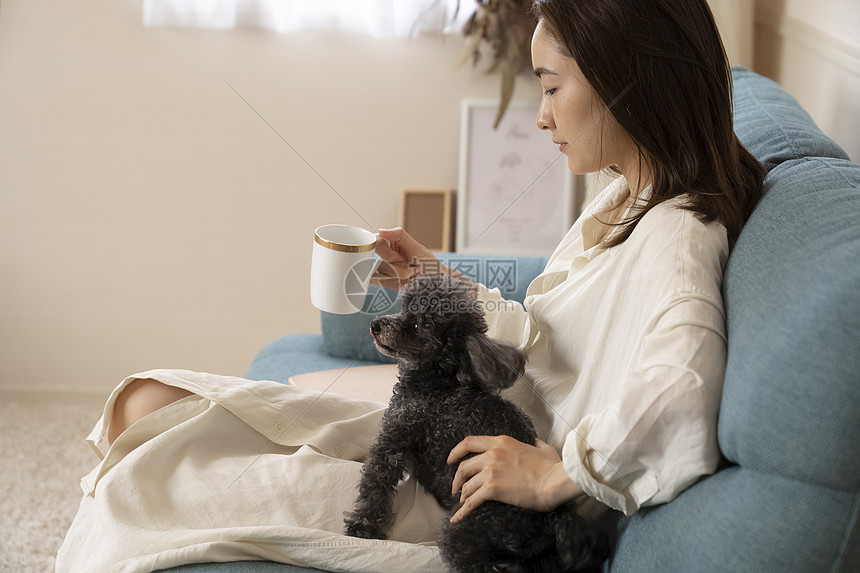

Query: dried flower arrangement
left=454, top=0, right=537, bottom=128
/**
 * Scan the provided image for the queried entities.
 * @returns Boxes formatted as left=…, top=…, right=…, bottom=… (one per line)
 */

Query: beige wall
left=753, top=0, right=860, bottom=160
left=1, top=0, right=857, bottom=398
left=0, top=0, right=532, bottom=397
left=709, top=0, right=755, bottom=68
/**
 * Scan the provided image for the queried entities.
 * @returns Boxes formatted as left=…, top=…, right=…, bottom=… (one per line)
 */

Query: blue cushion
left=319, top=286, right=401, bottom=364
left=320, top=254, right=549, bottom=362
left=720, top=157, right=860, bottom=491
left=731, top=67, right=850, bottom=169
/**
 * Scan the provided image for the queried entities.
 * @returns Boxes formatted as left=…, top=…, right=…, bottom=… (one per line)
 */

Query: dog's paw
left=344, top=515, right=388, bottom=540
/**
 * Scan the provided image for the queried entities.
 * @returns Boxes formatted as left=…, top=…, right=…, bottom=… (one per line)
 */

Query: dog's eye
left=412, top=320, right=420, bottom=331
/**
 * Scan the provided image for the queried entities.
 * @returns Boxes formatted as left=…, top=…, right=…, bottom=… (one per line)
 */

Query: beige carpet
left=0, top=398, right=105, bottom=572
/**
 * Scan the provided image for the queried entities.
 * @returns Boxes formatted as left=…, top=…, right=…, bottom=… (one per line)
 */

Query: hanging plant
left=454, top=0, right=537, bottom=129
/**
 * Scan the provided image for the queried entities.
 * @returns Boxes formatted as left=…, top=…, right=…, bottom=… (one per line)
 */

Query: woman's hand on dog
left=372, top=228, right=477, bottom=292
left=447, top=435, right=584, bottom=523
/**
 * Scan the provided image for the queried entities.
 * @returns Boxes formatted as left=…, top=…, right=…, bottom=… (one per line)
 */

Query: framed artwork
left=400, top=189, right=455, bottom=252
left=456, top=99, right=581, bottom=256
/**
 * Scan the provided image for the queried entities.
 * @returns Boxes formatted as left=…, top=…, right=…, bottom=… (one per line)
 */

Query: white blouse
left=478, top=176, right=729, bottom=516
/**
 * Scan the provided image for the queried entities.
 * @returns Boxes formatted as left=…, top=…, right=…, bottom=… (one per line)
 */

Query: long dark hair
left=531, top=0, right=765, bottom=247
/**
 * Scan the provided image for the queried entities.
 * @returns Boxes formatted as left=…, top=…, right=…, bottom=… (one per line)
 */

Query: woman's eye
left=543, top=88, right=557, bottom=96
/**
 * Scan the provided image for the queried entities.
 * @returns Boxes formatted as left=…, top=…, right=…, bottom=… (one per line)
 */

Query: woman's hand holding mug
left=372, top=228, right=477, bottom=292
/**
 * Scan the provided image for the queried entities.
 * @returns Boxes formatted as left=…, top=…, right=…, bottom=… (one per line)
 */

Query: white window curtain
left=142, top=0, right=478, bottom=39
left=142, top=0, right=751, bottom=67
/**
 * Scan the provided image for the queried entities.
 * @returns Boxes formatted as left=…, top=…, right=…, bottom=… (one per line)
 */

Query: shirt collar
left=580, top=176, right=653, bottom=252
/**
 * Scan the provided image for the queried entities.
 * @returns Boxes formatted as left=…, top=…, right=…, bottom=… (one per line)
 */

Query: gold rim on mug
left=314, top=232, right=376, bottom=253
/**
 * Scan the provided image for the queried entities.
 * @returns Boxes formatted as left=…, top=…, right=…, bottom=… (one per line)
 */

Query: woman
left=374, top=0, right=765, bottom=524
left=56, top=0, right=763, bottom=571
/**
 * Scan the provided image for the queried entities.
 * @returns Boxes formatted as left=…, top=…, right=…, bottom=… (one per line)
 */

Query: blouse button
left=273, top=422, right=285, bottom=433
left=334, top=446, right=345, bottom=457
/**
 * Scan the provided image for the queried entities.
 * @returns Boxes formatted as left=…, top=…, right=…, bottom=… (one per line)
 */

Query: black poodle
left=344, top=274, right=621, bottom=572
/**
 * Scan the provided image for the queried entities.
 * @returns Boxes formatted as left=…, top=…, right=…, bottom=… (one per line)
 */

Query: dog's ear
left=458, top=333, right=525, bottom=391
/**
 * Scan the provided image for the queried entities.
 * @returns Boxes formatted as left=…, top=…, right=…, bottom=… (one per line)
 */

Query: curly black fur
left=343, top=275, right=621, bottom=572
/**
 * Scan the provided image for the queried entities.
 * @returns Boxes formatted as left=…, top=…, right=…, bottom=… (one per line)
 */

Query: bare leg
left=108, top=379, right=193, bottom=445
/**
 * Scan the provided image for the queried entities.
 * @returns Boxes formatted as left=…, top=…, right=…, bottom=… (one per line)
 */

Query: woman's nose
left=536, top=98, right=554, bottom=131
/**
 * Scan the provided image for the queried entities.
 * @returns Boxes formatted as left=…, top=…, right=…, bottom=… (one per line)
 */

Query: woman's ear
left=457, top=333, right=525, bottom=391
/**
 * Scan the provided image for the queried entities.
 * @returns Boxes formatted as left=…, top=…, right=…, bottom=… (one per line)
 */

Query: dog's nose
left=370, top=319, right=381, bottom=336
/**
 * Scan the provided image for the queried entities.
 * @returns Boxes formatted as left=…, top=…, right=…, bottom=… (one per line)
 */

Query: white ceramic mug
left=310, top=224, right=382, bottom=314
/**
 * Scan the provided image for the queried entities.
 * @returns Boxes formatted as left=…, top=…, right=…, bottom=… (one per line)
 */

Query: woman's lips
left=558, top=142, right=569, bottom=153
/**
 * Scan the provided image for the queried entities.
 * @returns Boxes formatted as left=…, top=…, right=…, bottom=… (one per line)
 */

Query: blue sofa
left=162, top=68, right=859, bottom=572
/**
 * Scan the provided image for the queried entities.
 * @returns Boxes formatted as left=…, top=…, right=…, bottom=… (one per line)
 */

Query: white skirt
left=55, top=369, right=447, bottom=573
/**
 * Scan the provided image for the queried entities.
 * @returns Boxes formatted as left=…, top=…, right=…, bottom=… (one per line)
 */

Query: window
left=142, top=0, right=478, bottom=39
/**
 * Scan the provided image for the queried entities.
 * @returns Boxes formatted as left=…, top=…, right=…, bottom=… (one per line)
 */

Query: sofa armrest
left=244, top=333, right=390, bottom=383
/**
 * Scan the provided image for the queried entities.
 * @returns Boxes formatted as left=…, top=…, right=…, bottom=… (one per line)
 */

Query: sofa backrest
left=720, top=68, right=860, bottom=492
left=731, top=68, right=850, bottom=170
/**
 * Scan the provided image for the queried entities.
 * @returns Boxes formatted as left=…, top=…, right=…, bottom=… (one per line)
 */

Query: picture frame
left=400, top=189, right=455, bottom=252
left=456, top=99, right=581, bottom=256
